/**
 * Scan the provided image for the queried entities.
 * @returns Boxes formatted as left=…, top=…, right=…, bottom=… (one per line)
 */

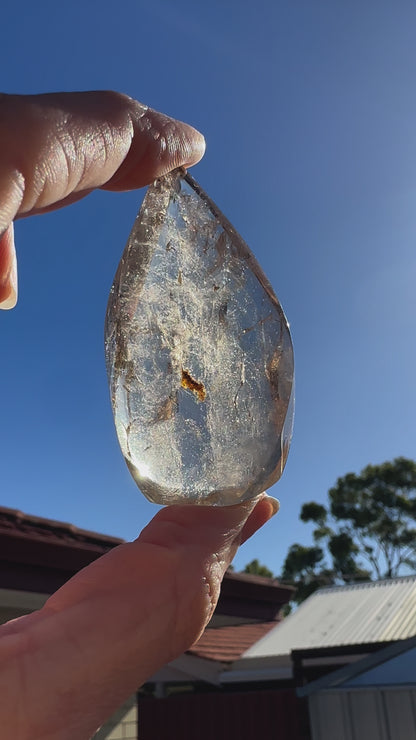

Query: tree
left=281, top=457, right=416, bottom=605
left=243, top=559, right=274, bottom=578
left=281, top=544, right=334, bottom=603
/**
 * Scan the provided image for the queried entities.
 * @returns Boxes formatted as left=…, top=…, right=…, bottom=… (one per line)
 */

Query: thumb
left=0, top=91, right=205, bottom=229
left=0, top=91, right=205, bottom=309
left=0, top=497, right=278, bottom=739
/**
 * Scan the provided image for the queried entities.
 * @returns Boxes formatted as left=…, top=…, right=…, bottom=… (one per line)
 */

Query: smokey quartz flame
left=105, top=170, right=294, bottom=506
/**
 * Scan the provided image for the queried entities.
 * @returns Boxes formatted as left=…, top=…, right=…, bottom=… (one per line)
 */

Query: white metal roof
left=242, top=576, right=416, bottom=659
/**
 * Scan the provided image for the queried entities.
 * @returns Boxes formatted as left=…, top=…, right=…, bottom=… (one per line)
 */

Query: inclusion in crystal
left=105, top=169, right=294, bottom=506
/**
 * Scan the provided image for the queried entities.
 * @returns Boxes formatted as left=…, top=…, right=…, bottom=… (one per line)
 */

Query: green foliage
left=328, top=457, right=416, bottom=579
left=281, top=543, right=333, bottom=603
left=281, top=457, right=416, bottom=605
left=281, top=543, right=324, bottom=579
left=300, top=502, right=327, bottom=525
left=243, top=558, right=274, bottom=579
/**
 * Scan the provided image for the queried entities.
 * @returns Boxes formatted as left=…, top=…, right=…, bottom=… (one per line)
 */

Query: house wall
left=92, top=696, right=137, bottom=740
left=309, top=687, right=416, bottom=740
left=137, top=688, right=309, bottom=740
left=0, top=588, right=48, bottom=622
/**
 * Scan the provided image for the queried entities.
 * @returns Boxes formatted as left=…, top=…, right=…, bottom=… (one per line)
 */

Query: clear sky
left=1, top=1, right=416, bottom=575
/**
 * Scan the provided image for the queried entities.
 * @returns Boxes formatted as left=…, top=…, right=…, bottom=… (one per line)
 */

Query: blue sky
left=1, top=1, right=416, bottom=575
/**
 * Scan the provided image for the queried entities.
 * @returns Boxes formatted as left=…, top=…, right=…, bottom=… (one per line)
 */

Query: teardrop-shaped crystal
left=105, top=169, right=294, bottom=506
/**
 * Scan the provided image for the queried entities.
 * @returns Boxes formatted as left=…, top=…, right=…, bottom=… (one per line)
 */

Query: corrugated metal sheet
left=243, top=576, right=416, bottom=658
left=309, top=688, right=416, bottom=740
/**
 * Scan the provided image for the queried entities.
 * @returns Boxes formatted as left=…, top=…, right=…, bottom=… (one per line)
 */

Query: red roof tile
left=189, top=621, right=279, bottom=663
left=0, top=505, right=123, bottom=549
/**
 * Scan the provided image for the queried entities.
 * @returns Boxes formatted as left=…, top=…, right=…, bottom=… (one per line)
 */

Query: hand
left=0, top=91, right=279, bottom=739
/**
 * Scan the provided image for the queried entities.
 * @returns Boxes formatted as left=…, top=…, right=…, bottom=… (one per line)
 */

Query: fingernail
left=264, top=496, right=280, bottom=517
left=0, top=224, right=18, bottom=310
left=238, top=495, right=280, bottom=547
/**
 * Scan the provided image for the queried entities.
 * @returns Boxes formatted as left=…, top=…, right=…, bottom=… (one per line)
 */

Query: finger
left=0, top=91, right=205, bottom=231
left=0, top=497, right=276, bottom=738
left=0, top=224, right=17, bottom=308
left=239, top=495, right=280, bottom=544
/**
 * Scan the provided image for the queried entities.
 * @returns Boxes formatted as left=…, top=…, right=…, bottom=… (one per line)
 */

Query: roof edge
left=297, top=636, right=416, bottom=697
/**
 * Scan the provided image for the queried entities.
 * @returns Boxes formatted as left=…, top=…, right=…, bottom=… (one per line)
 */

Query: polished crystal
left=105, top=170, right=294, bottom=506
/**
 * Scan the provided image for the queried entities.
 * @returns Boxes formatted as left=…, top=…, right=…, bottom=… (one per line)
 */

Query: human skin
left=0, top=92, right=279, bottom=739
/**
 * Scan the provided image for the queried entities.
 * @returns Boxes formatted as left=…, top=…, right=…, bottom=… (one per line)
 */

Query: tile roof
left=0, top=505, right=123, bottom=549
left=242, top=576, right=416, bottom=659
left=189, top=621, right=279, bottom=663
